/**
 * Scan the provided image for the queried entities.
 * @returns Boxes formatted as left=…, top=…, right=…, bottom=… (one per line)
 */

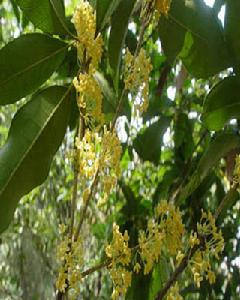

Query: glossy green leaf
left=0, top=33, right=68, bottom=105
left=178, top=133, right=240, bottom=204
left=16, top=0, right=71, bottom=35
left=158, top=2, right=186, bottom=63
left=96, top=0, right=121, bottom=32
left=108, top=0, right=135, bottom=90
left=203, top=76, right=240, bottom=131
left=178, top=0, right=231, bottom=78
left=0, top=86, right=72, bottom=233
left=159, top=0, right=231, bottom=78
left=133, top=117, right=170, bottom=165
left=224, top=0, right=240, bottom=73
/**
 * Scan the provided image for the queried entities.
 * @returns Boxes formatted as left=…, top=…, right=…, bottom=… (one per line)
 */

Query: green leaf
left=0, top=33, right=68, bottom=105
left=108, top=0, right=135, bottom=90
left=178, top=0, right=231, bottom=78
left=126, top=273, right=152, bottom=300
left=133, top=117, right=170, bottom=165
left=16, top=0, right=71, bottom=35
left=224, top=0, right=240, bottom=73
left=148, top=259, right=169, bottom=300
left=178, top=133, right=240, bottom=204
left=158, top=4, right=186, bottom=63
left=0, top=86, right=72, bottom=233
left=203, top=76, right=240, bottom=131
left=217, top=189, right=239, bottom=224
left=160, top=0, right=231, bottom=78
left=96, top=0, right=121, bottom=32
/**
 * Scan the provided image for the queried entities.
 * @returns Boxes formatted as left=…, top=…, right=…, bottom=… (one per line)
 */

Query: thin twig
left=74, top=168, right=99, bottom=241
left=81, top=259, right=112, bottom=278
left=155, top=245, right=199, bottom=300
left=214, top=182, right=238, bottom=220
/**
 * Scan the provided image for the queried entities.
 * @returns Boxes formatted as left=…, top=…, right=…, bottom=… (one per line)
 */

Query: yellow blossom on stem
left=105, top=223, right=132, bottom=299
left=97, top=128, right=122, bottom=206
left=73, top=73, right=104, bottom=126
left=124, top=48, right=152, bottom=115
left=75, top=129, right=101, bottom=179
left=138, top=220, right=165, bottom=274
left=188, top=210, right=224, bottom=288
left=189, top=231, right=200, bottom=248
left=56, top=230, right=84, bottom=300
left=105, top=223, right=131, bottom=266
left=72, top=0, right=103, bottom=73
left=155, top=200, right=185, bottom=255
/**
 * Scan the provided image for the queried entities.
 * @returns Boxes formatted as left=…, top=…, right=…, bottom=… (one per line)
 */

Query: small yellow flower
left=189, top=231, right=200, bottom=248
left=133, top=263, right=141, bottom=274
left=207, top=270, right=216, bottom=284
left=176, top=251, right=184, bottom=265
left=166, top=283, right=183, bottom=300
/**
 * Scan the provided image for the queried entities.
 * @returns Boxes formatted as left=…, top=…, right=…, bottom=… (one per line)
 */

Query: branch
left=155, top=245, right=199, bottom=300
left=155, top=182, right=239, bottom=300
left=157, top=63, right=171, bottom=97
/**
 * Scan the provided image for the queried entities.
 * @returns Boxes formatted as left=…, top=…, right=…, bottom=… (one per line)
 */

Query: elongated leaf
left=133, top=117, right=170, bottom=165
left=0, top=86, right=72, bottom=233
left=0, top=33, right=68, bottom=105
left=16, top=0, right=71, bottom=35
left=148, top=259, right=169, bottom=300
left=178, top=133, right=240, bottom=204
left=96, top=0, right=121, bottom=32
left=159, top=0, right=231, bottom=78
left=158, top=3, right=186, bottom=63
left=203, top=76, right=240, bottom=131
left=224, top=0, right=240, bottom=74
left=108, top=0, right=135, bottom=90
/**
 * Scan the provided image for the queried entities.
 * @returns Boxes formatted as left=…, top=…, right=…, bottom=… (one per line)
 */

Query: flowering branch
left=155, top=181, right=238, bottom=300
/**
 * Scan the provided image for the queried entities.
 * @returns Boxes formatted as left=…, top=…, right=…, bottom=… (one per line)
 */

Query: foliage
left=0, top=0, right=240, bottom=299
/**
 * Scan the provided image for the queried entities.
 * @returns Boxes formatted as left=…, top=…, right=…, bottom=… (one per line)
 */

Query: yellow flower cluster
left=138, top=201, right=184, bottom=275
left=233, top=154, right=240, bottom=184
left=189, top=211, right=224, bottom=288
left=72, top=0, right=103, bottom=73
left=75, top=130, right=100, bottom=179
left=124, top=48, right=152, bottom=115
left=98, top=128, right=122, bottom=206
left=73, top=73, right=104, bottom=126
left=166, top=283, right=183, bottom=300
left=72, top=1, right=104, bottom=127
left=105, top=223, right=132, bottom=299
left=197, top=211, right=224, bottom=259
left=138, top=219, right=165, bottom=274
left=56, top=226, right=83, bottom=300
left=75, top=127, right=122, bottom=207
left=156, top=201, right=185, bottom=255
